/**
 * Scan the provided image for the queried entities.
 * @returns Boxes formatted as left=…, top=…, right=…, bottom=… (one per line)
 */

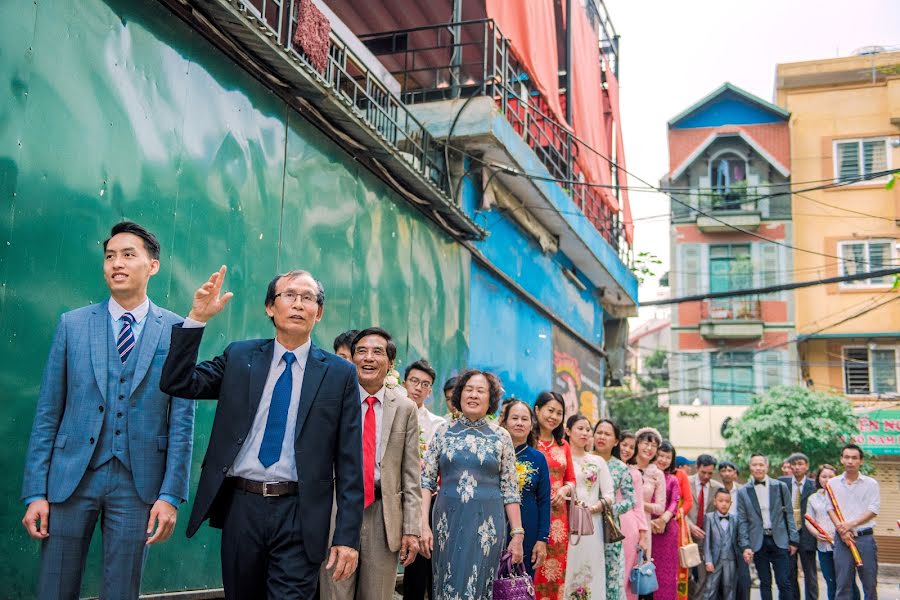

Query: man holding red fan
left=826, top=443, right=880, bottom=600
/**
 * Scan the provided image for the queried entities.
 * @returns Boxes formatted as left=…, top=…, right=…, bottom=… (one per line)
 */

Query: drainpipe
left=450, top=0, right=462, bottom=98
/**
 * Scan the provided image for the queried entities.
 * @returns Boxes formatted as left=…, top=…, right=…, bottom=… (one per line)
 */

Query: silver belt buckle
left=262, top=481, right=280, bottom=497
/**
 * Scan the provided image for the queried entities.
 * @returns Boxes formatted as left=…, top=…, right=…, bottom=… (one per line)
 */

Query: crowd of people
left=19, top=221, right=882, bottom=600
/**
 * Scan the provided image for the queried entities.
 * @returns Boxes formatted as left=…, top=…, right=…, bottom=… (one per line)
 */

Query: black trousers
left=221, top=489, right=320, bottom=599
left=403, top=498, right=433, bottom=599
left=754, top=536, right=793, bottom=600
left=789, top=548, right=819, bottom=600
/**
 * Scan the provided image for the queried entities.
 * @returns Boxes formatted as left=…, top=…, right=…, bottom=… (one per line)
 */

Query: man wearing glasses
left=160, top=267, right=363, bottom=599
left=400, top=359, right=443, bottom=600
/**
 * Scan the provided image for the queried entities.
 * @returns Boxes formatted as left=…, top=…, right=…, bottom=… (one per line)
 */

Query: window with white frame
left=838, top=239, right=896, bottom=287
left=843, top=346, right=899, bottom=395
left=833, top=138, right=889, bottom=183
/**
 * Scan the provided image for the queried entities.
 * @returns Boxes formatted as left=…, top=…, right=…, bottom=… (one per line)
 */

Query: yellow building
left=776, top=49, right=900, bottom=560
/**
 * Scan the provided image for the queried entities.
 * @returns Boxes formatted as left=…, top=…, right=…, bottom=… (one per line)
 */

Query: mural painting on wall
left=552, top=327, right=603, bottom=422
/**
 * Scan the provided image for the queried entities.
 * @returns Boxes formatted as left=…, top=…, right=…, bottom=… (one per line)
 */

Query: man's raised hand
left=188, top=265, right=234, bottom=323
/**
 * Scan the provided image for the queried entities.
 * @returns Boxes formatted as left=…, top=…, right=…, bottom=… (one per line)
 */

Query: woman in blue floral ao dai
left=420, top=370, right=524, bottom=599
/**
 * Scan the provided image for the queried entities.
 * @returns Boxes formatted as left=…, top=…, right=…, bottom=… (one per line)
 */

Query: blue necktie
left=258, top=352, right=296, bottom=468
left=117, top=313, right=136, bottom=363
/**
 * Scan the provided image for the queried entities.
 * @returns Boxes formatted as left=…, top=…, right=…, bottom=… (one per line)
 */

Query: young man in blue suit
left=21, top=221, right=195, bottom=599
left=160, top=266, right=363, bottom=599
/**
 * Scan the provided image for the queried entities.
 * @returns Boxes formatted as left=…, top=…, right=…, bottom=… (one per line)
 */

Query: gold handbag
left=678, top=508, right=702, bottom=568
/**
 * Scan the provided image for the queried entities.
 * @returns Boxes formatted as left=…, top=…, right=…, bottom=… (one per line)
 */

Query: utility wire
left=640, top=268, right=900, bottom=306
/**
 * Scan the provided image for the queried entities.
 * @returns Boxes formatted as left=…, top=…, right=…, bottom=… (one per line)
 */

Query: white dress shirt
left=417, top=404, right=444, bottom=447
left=725, top=483, right=741, bottom=515
left=108, top=296, right=150, bottom=341
left=181, top=319, right=311, bottom=482
left=717, top=511, right=730, bottom=534
left=230, top=339, right=310, bottom=481
left=754, top=478, right=772, bottom=529
left=827, top=473, right=880, bottom=531
left=360, top=385, right=385, bottom=484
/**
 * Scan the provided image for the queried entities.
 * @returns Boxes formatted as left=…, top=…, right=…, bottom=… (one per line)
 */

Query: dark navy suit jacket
left=160, top=325, right=363, bottom=562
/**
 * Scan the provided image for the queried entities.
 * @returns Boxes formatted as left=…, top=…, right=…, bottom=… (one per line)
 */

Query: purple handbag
left=492, top=551, right=536, bottom=600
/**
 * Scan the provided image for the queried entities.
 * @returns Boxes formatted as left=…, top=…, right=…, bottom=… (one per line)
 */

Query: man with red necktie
left=320, top=327, right=422, bottom=600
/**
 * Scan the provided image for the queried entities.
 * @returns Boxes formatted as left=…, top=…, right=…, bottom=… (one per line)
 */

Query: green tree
left=606, top=386, right=669, bottom=438
left=723, top=386, right=858, bottom=472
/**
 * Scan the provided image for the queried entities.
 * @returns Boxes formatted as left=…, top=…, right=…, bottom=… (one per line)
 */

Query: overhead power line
left=640, top=268, right=900, bottom=306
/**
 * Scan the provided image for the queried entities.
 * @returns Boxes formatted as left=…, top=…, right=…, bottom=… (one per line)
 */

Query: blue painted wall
left=468, top=264, right=554, bottom=403
left=673, top=91, right=785, bottom=128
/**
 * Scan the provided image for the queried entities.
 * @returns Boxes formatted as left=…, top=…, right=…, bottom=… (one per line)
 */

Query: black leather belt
left=856, top=528, right=873, bottom=537
left=374, top=485, right=382, bottom=501
left=230, top=477, right=298, bottom=497
left=763, top=528, right=773, bottom=536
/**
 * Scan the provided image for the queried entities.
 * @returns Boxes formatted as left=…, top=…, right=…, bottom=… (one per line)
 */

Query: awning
left=851, top=406, right=900, bottom=456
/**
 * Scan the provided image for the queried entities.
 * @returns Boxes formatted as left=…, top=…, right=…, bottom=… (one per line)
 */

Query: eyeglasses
left=273, top=291, right=318, bottom=305
left=406, top=377, right=433, bottom=389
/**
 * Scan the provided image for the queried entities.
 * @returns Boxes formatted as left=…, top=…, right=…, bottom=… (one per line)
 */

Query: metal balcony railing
left=358, top=19, right=626, bottom=255
left=700, top=297, right=762, bottom=321
left=235, top=0, right=453, bottom=211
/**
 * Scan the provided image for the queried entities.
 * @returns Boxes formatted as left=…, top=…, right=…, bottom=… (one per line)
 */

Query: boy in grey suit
left=704, top=489, right=739, bottom=600
left=21, top=222, right=194, bottom=599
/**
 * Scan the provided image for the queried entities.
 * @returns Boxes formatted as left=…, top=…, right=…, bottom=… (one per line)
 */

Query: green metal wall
left=0, top=0, right=469, bottom=595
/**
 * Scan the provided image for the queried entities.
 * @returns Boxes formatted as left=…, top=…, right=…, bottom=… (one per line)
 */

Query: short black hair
left=718, top=461, right=738, bottom=474
left=443, top=376, right=459, bottom=393
left=788, top=452, right=809, bottom=465
left=450, top=370, right=503, bottom=415
left=714, top=488, right=732, bottom=500
left=104, top=221, right=161, bottom=260
left=404, top=359, right=436, bottom=383
left=333, top=329, right=359, bottom=353
left=841, top=443, right=864, bottom=460
left=351, top=327, right=397, bottom=362
left=657, top=440, right=678, bottom=474
left=696, top=454, right=718, bottom=468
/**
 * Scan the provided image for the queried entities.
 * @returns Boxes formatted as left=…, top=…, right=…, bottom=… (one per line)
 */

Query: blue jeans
left=818, top=550, right=859, bottom=600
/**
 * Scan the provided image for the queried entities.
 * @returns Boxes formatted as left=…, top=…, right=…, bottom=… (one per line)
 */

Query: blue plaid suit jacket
left=21, top=300, right=195, bottom=505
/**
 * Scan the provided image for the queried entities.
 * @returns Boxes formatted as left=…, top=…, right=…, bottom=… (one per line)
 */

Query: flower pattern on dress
left=478, top=516, right=497, bottom=556
left=542, top=557, right=563, bottom=582
left=458, top=470, right=477, bottom=503
left=437, top=512, right=450, bottom=552
left=516, top=459, right=538, bottom=491
left=566, top=563, right=593, bottom=600
left=549, top=518, right=568, bottom=544
left=465, top=563, right=480, bottom=600
left=604, top=457, right=632, bottom=600
left=550, top=445, right=566, bottom=465
left=581, top=461, right=601, bottom=491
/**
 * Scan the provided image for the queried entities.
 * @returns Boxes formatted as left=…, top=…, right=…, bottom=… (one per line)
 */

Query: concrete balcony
left=699, top=298, right=763, bottom=340
left=697, top=210, right=762, bottom=233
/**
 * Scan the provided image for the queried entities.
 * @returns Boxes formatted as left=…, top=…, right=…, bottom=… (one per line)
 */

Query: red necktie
left=697, top=485, right=705, bottom=529
left=363, top=396, right=378, bottom=508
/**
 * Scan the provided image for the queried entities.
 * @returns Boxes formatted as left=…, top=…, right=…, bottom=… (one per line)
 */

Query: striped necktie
left=117, top=312, right=136, bottom=363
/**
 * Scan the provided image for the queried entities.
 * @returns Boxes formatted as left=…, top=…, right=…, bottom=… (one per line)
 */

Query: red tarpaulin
left=568, top=3, right=616, bottom=211
left=485, top=0, right=568, bottom=126
left=604, top=61, right=633, bottom=244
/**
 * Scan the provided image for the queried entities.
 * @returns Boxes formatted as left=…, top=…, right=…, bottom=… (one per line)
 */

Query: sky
left=605, top=0, right=900, bottom=323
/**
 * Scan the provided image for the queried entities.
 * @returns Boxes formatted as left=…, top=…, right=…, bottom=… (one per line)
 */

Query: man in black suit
left=779, top=453, right=818, bottom=600
left=161, top=266, right=363, bottom=598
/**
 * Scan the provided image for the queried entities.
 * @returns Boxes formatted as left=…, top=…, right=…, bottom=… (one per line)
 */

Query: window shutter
left=679, top=244, right=701, bottom=296
left=844, top=348, right=871, bottom=394
left=862, top=140, right=887, bottom=175
left=871, top=349, right=898, bottom=394
left=760, top=243, right=780, bottom=290
left=837, top=142, right=860, bottom=182
left=839, top=242, right=866, bottom=277
left=868, top=242, right=891, bottom=284
left=682, top=353, right=703, bottom=405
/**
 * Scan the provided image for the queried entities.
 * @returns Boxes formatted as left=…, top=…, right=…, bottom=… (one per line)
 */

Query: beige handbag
left=678, top=508, right=703, bottom=568
left=568, top=493, right=595, bottom=546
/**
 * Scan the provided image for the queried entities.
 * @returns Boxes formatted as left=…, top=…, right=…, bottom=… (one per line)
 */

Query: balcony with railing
left=357, top=18, right=626, bottom=254
left=157, top=0, right=484, bottom=240
left=699, top=297, right=763, bottom=339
